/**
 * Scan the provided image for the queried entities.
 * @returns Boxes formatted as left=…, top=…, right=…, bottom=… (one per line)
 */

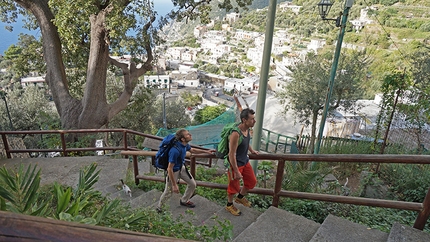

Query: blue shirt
left=168, top=141, right=191, bottom=172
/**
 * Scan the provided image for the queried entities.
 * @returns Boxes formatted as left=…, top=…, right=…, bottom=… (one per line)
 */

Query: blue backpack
left=155, top=134, right=179, bottom=170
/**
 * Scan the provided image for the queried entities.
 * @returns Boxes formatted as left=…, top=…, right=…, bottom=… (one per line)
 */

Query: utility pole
left=251, top=0, right=277, bottom=173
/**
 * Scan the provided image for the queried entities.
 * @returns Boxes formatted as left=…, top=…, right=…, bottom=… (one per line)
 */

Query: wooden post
left=1, top=134, right=11, bottom=158
left=60, top=133, right=68, bottom=157
left=133, top=155, right=139, bottom=185
left=272, top=159, right=285, bottom=207
left=190, top=156, right=196, bottom=179
left=413, top=187, right=430, bottom=230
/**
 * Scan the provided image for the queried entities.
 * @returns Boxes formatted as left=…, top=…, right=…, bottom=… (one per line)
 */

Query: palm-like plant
left=0, top=164, right=49, bottom=216
left=0, top=162, right=120, bottom=225
left=283, top=161, right=335, bottom=193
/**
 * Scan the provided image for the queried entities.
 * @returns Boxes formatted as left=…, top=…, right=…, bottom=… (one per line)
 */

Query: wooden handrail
left=0, top=211, right=192, bottom=241
left=0, top=129, right=209, bottom=158
left=2, top=129, right=430, bottom=231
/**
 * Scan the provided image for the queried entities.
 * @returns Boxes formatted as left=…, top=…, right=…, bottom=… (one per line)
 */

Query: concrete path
left=0, top=156, right=131, bottom=190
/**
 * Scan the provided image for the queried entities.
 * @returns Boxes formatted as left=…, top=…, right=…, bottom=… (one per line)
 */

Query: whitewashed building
left=21, top=76, right=46, bottom=88
left=142, top=74, right=170, bottom=89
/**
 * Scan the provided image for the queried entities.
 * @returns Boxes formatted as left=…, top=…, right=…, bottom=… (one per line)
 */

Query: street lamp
left=317, top=0, right=341, bottom=27
left=0, top=90, right=14, bottom=130
left=314, top=0, right=354, bottom=154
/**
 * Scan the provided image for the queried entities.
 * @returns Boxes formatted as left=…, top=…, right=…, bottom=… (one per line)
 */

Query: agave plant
left=53, top=162, right=121, bottom=225
left=0, top=164, right=50, bottom=216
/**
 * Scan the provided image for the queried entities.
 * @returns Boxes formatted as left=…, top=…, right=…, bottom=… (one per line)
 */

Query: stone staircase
left=105, top=183, right=430, bottom=242
left=100, top=159, right=430, bottom=242
left=2, top=156, right=430, bottom=241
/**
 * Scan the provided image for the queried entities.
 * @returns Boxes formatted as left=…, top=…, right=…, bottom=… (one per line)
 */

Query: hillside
left=164, top=0, right=430, bottom=100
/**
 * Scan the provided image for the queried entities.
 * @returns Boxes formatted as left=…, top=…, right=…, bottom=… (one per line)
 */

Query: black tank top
left=235, top=129, right=250, bottom=167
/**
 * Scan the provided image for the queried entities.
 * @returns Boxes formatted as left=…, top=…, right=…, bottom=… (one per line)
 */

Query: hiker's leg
left=180, top=166, right=196, bottom=202
left=227, top=167, right=240, bottom=202
left=239, top=163, right=257, bottom=196
left=158, top=171, right=180, bottom=208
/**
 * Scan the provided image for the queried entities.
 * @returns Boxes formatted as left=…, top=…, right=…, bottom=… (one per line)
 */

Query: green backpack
left=215, top=122, right=243, bottom=160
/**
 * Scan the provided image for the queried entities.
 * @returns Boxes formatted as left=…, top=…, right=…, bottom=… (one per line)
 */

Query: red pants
left=227, top=162, right=257, bottom=195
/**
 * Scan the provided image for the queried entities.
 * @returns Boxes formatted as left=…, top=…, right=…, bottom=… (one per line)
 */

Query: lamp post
left=314, top=0, right=354, bottom=154
left=162, top=92, right=167, bottom=129
left=0, top=90, right=14, bottom=130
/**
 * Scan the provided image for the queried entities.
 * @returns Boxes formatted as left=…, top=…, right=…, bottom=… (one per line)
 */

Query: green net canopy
left=155, top=105, right=238, bottom=149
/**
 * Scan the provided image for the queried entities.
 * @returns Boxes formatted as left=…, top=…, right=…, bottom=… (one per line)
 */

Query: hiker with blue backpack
left=224, top=108, right=259, bottom=216
left=156, top=129, right=215, bottom=212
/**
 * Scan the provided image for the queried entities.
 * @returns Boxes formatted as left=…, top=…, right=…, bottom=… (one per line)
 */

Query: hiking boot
left=225, top=204, right=241, bottom=216
left=234, top=196, right=251, bottom=207
left=180, top=200, right=196, bottom=208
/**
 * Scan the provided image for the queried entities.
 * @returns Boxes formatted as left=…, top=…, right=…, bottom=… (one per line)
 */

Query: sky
left=0, top=1, right=175, bottom=55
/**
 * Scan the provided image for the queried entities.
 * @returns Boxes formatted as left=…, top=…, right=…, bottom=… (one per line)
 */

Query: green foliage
left=194, top=104, right=228, bottom=124
left=280, top=199, right=328, bottom=223
left=3, top=34, right=45, bottom=77
left=0, top=164, right=49, bottom=215
left=379, top=164, right=430, bottom=202
left=372, top=69, right=412, bottom=153
left=326, top=203, right=420, bottom=232
left=0, top=162, right=233, bottom=240
left=195, top=167, right=228, bottom=204
left=137, top=179, right=166, bottom=192
left=180, top=91, right=202, bottom=107
left=173, top=36, right=201, bottom=48
left=283, top=161, right=328, bottom=192
left=257, top=161, right=274, bottom=188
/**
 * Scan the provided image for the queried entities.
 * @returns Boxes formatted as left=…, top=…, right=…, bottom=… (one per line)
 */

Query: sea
left=0, top=1, right=174, bottom=55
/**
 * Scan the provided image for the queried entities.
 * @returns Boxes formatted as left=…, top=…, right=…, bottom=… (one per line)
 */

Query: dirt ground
left=338, top=172, right=361, bottom=194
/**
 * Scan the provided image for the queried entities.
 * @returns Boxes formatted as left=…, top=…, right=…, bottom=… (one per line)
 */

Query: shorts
left=227, top=162, right=257, bottom=195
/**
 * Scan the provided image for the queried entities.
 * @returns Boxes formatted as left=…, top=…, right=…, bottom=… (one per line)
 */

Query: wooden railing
left=2, top=129, right=430, bottom=231
left=124, top=151, right=430, bottom=231
left=0, top=211, right=188, bottom=242
left=0, top=129, right=210, bottom=158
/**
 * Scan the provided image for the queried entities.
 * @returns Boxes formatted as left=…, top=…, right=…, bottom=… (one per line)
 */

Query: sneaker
left=234, top=196, right=251, bottom=207
left=180, top=200, right=196, bottom=208
left=225, top=204, right=241, bottom=216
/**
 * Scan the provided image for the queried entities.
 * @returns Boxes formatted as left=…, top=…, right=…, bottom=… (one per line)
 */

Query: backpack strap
left=172, top=144, right=183, bottom=172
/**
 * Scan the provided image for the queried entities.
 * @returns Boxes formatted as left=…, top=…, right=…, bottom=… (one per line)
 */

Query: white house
left=235, top=30, right=261, bottom=40
left=247, top=47, right=264, bottom=67
left=307, top=39, right=326, bottom=53
left=142, top=74, right=170, bottom=89
left=350, top=7, right=374, bottom=32
left=225, top=12, right=241, bottom=23
left=21, top=76, right=46, bottom=88
left=166, top=47, right=186, bottom=60
left=194, top=25, right=207, bottom=38
left=224, top=77, right=257, bottom=94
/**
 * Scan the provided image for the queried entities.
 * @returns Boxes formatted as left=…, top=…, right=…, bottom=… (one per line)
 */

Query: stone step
left=128, top=189, right=162, bottom=209
left=309, top=214, right=388, bottom=242
left=233, top=206, right=320, bottom=242
left=387, top=222, right=430, bottom=242
left=166, top=194, right=223, bottom=227
left=203, top=202, right=262, bottom=240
